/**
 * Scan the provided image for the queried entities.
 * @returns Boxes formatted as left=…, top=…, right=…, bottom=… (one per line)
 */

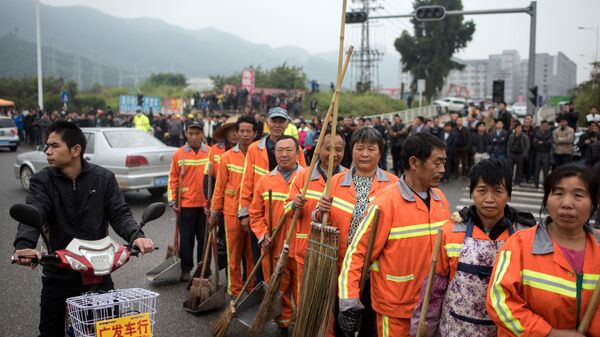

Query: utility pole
left=35, top=0, right=44, bottom=110
left=352, top=0, right=384, bottom=93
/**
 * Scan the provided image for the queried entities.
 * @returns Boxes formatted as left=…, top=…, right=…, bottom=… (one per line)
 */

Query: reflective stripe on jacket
left=249, top=166, right=302, bottom=259
left=211, top=144, right=245, bottom=217
left=168, top=143, right=209, bottom=208
left=486, top=221, right=600, bottom=337
left=238, top=136, right=306, bottom=218
left=339, top=175, right=450, bottom=318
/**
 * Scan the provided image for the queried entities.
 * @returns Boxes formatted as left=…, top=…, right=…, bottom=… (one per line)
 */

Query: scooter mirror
left=141, top=202, right=166, bottom=226
left=10, top=203, right=43, bottom=231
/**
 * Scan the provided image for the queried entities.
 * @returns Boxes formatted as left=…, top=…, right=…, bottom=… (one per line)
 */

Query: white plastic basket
left=66, top=288, right=159, bottom=337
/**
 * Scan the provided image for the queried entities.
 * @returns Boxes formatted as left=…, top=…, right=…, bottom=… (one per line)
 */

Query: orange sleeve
left=486, top=236, right=553, bottom=337
left=339, top=201, right=391, bottom=304
left=238, top=146, right=255, bottom=218
left=249, top=178, right=268, bottom=240
left=436, top=225, right=454, bottom=277
left=298, top=149, right=307, bottom=167
left=211, top=153, right=228, bottom=213
left=167, top=150, right=181, bottom=204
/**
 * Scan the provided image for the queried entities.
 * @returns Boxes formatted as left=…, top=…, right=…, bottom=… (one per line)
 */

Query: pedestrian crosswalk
left=454, top=183, right=596, bottom=226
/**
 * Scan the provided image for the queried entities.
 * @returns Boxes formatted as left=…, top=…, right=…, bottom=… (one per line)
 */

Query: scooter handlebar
left=11, top=254, right=59, bottom=266
left=128, top=245, right=159, bottom=257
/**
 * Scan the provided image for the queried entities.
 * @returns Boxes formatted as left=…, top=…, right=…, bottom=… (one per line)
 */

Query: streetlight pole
left=36, top=0, right=44, bottom=111
left=578, top=26, right=599, bottom=69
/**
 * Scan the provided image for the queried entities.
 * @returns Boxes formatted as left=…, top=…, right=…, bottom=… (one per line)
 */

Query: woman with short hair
left=487, top=164, right=600, bottom=337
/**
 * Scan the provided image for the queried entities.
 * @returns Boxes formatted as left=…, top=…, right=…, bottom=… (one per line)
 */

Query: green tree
left=394, top=0, right=475, bottom=99
left=572, top=62, right=600, bottom=126
left=209, top=63, right=307, bottom=90
left=146, top=73, right=187, bottom=87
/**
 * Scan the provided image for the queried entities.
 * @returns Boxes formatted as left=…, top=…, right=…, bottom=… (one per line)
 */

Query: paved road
left=0, top=145, right=467, bottom=337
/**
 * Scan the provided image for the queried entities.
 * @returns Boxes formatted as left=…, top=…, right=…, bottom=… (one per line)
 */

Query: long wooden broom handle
left=321, top=0, right=348, bottom=228
left=231, top=44, right=354, bottom=309
left=359, top=209, right=380, bottom=295
left=416, top=230, right=444, bottom=337
left=232, top=215, right=286, bottom=307
left=268, top=190, right=274, bottom=273
left=578, top=277, right=600, bottom=333
left=200, top=229, right=213, bottom=278
left=212, top=226, right=220, bottom=288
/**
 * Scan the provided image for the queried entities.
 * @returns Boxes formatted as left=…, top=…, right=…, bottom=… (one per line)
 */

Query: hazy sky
left=41, top=0, right=600, bottom=83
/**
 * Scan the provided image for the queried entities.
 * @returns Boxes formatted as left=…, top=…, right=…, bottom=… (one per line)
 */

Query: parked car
left=0, top=116, right=20, bottom=151
left=433, top=97, right=468, bottom=113
left=14, top=128, right=177, bottom=196
left=511, top=102, right=528, bottom=117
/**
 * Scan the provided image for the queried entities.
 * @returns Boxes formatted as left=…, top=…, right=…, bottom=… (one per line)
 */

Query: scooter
left=10, top=202, right=165, bottom=285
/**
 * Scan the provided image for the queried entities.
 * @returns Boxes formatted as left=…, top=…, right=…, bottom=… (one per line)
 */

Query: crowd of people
left=10, top=102, right=600, bottom=337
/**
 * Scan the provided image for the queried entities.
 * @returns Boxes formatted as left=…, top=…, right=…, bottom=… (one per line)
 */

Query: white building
left=399, top=50, right=577, bottom=103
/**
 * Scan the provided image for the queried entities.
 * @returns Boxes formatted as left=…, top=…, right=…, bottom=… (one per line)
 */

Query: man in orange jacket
left=168, top=120, right=210, bottom=281
left=210, top=115, right=257, bottom=297
left=409, top=160, right=535, bottom=337
left=249, top=135, right=302, bottom=335
left=239, top=107, right=306, bottom=281
left=289, top=129, right=346, bottom=283
left=337, top=133, right=450, bottom=337
left=206, top=115, right=239, bottom=269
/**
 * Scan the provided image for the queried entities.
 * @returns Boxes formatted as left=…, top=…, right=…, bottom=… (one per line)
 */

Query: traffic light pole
left=369, top=2, right=537, bottom=115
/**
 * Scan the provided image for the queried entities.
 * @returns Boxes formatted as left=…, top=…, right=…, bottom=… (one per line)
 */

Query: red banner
left=241, top=69, right=256, bottom=97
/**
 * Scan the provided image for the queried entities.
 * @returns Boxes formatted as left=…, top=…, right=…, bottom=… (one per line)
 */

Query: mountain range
left=0, top=0, right=401, bottom=90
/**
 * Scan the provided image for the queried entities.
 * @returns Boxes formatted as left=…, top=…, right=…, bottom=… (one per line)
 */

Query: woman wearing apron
left=410, top=159, right=535, bottom=337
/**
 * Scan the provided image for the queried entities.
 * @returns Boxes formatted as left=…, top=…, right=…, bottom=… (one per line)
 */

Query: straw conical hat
left=214, top=115, right=239, bottom=140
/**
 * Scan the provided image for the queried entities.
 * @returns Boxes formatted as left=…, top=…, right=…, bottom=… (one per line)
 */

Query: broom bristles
left=211, top=301, right=235, bottom=337
left=198, top=277, right=212, bottom=303
left=249, top=252, right=289, bottom=336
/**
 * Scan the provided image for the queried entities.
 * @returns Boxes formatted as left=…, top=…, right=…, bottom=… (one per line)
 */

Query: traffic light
left=137, top=94, right=144, bottom=106
left=492, top=80, right=505, bottom=103
left=346, top=11, right=368, bottom=24
left=414, top=5, right=446, bottom=21
left=529, top=86, right=538, bottom=107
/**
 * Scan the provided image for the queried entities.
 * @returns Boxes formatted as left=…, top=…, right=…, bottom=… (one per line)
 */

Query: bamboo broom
left=292, top=1, right=350, bottom=336
left=210, top=215, right=286, bottom=337
left=211, top=48, right=353, bottom=337
left=416, top=230, right=444, bottom=337
left=249, top=47, right=354, bottom=337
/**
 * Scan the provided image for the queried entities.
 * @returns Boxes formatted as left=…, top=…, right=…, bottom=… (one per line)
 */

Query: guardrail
left=372, top=105, right=437, bottom=121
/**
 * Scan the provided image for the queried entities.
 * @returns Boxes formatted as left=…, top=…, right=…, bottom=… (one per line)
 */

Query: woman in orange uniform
left=487, top=164, right=600, bottom=337
left=316, top=127, right=398, bottom=337
left=410, top=160, right=535, bottom=337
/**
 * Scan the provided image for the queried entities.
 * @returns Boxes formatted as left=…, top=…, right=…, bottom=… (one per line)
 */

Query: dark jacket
left=441, top=131, right=457, bottom=153
left=532, top=129, right=553, bottom=153
left=14, top=161, right=143, bottom=281
left=507, top=133, right=530, bottom=157
left=454, top=126, right=470, bottom=148
left=499, top=110, right=512, bottom=131
left=471, top=132, right=490, bottom=154
left=489, top=129, right=509, bottom=156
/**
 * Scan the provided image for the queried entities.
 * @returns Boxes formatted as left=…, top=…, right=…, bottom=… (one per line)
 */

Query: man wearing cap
left=168, top=120, right=210, bottom=281
left=239, top=107, right=306, bottom=281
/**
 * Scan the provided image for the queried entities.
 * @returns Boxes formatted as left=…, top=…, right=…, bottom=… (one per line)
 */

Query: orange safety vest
left=249, top=165, right=302, bottom=259
left=487, top=221, right=600, bottom=336
left=286, top=164, right=347, bottom=266
left=211, top=144, right=245, bottom=217
left=167, top=143, right=209, bottom=208
left=238, top=136, right=306, bottom=218
left=338, top=175, right=450, bottom=318
left=207, top=142, right=227, bottom=177
left=321, top=168, right=398, bottom=270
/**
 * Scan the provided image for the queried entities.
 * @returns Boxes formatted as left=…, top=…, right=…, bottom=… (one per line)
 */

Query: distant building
left=399, top=50, right=577, bottom=103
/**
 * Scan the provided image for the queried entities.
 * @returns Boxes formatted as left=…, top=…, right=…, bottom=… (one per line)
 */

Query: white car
left=0, top=116, right=20, bottom=151
left=511, top=103, right=528, bottom=117
left=14, top=128, right=177, bottom=196
left=433, top=97, right=468, bottom=113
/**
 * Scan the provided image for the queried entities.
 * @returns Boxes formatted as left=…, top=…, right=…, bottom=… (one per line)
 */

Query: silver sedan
left=14, top=128, right=177, bottom=197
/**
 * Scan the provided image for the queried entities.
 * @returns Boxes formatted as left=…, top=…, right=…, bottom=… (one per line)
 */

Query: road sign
left=61, top=91, right=70, bottom=103
left=119, top=95, right=161, bottom=114
left=417, top=79, right=425, bottom=93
